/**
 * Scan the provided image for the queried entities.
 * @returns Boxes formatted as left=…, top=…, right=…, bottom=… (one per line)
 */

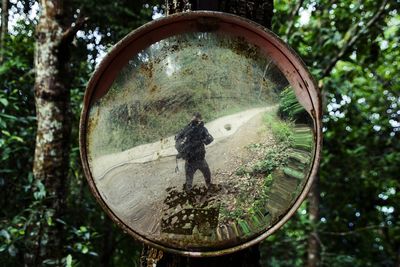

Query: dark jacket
left=176, top=121, right=213, bottom=161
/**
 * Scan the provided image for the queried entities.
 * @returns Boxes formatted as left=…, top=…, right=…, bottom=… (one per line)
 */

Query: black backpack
left=175, top=126, right=193, bottom=160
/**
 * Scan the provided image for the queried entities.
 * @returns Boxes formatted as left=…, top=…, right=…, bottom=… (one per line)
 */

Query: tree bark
left=141, top=1, right=273, bottom=266
left=166, top=0, right=192, bottom=15
left=25, top=0, right=74, bottom=265
left=307, top=175, right=320, bottom=267
left=149, top=244, right=260, bottom=267
left=100, top=219, right=116, bottom=267
left=217, top=0, right=274, bottom=29
left=396, top=251, right=400, bottom=267
left=0, top=0, right=9, bottom=63
left=167, top=0, right=274, bottom=28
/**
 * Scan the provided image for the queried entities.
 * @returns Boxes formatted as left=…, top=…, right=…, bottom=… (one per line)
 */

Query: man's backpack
left=175, top=126, right=193, bottom=160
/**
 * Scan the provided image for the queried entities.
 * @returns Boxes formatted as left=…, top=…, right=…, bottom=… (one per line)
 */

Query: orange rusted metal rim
left=79, top=11, right=322, bottom=256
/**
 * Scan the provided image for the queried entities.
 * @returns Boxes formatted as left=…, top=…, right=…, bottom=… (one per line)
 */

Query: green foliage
left=250, top=174, right=274, bottom=214
left=251, top=144, right=290, bottom=175
left=262, top=1, right=400, bottom=266
left=0, top=19, right=36, bottom=266
left=236, top=113, right=296, bottom=178
left=263, top=113, right=294, bottom=144
left=278, top=86, right=307, bottom=121
left=0, top=1, right=156, bottom=266
left=261, top=206, right=310, bottom=267
left=1, top=0, right=399, bottom=266
left=224, top=112, right=312, bottom=225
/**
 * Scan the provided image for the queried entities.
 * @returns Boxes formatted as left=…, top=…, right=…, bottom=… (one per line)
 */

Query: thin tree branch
left=285, top=0, right=305, bottom=41
left=259, top=60, right=271, bottom=98
left=62, top=15, right=89, bottom=44
left=321, top=0, right=389, bottom=78
left=320, top=224, right=392, bottom=236
left=311, top=232, right=325, bottom=249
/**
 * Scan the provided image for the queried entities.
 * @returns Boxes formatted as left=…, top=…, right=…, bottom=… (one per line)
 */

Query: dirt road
left=92, top=106, right=276, bottom=238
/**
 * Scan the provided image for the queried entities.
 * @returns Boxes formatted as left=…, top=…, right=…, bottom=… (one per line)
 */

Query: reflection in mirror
left=86, top=32, right=315, bottom=249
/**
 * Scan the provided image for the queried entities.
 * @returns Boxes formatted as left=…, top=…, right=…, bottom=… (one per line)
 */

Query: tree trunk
left=100, top=219, right=116, bottom=267
left=142, top=244, right=260, bottom=267
left=184, top=0, right=273, bottom=29
left=0, top=0, right=9, bottom=63
left=307, top=175, right=320, bottom=267
left=141, top=1, right=273, bottom=266
left=216, top=0, right=274, bottom=29
left=25, top=0, right=72, bottom=265
left=396, top=246, right=400, bottom=267
left=166, top=0, right=192, bottom=15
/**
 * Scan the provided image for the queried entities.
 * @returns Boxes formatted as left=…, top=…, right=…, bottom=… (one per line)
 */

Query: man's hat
left=193, top=112, right=202, bottom=120
left=192, top=112, right=202, bottom=121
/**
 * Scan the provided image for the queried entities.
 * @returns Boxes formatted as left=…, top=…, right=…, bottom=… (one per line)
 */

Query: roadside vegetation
left=159, top=86, right=314, bottom=239
left=217, top=87, right=314, bottom=234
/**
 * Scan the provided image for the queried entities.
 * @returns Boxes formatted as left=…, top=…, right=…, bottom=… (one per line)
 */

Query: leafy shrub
left=263, top=113, right=294, bottom=144
left=277, top=86, right=308, bottom=122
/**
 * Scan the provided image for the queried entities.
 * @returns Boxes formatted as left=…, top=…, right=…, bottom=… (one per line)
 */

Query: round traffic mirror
left=80, top=11, right=322, bottom=256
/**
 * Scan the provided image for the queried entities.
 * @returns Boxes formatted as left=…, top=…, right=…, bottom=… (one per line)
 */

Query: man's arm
left=202, top=127, right=214, bottom=145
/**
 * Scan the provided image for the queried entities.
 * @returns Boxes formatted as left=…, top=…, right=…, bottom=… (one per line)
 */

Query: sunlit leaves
left=262, top=1, right=400, bottom=266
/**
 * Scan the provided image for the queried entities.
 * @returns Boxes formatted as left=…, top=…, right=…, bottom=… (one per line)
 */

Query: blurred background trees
left=0, top=0, right=399, bottom=266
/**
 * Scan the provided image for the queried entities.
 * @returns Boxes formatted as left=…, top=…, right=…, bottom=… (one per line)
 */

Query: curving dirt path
left=91, top=106, right=276, bottom=239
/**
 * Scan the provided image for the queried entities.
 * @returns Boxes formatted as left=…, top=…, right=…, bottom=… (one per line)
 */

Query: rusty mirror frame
left=79, top=11, right=322, bottom=256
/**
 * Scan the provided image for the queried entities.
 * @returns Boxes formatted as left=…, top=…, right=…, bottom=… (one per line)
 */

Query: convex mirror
left=80, top=11, right=322, bottom=256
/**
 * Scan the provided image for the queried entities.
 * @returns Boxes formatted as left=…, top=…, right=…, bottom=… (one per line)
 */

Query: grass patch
left=219, top=111, right=313, bottom=225
left=283, top=167, right=305, bottom=180
left=263, top=113, right=294, bottom=144
left=278, top=86, right=307, bottom=121
left=292, top=129, right=313, bottom=150
left=249, top=174, right=273, bottom=214
left=239, top=112, right=295, bottom=176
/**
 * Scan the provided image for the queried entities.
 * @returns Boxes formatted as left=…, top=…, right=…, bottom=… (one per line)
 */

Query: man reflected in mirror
left=175, top=112, right=214, bottom=192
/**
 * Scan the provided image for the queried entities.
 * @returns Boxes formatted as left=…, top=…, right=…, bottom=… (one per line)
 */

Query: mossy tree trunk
left=307, top=175, right=320, bottom=267
left=141, top=1, right=273, bottom=266
left=166, top=0, right=273, bottom=29
left=0, top=0, right=9, bottom=63
left=26, top=1, right=85, bottom=265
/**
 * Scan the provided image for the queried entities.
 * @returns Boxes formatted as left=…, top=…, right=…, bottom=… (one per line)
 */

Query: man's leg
left=185, top=161, right=196, bottom=191
left=198, top=159, right=211, bottom=186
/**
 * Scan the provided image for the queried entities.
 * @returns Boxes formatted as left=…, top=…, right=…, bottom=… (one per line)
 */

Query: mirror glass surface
left=86, top=31, right=315, bottom=250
